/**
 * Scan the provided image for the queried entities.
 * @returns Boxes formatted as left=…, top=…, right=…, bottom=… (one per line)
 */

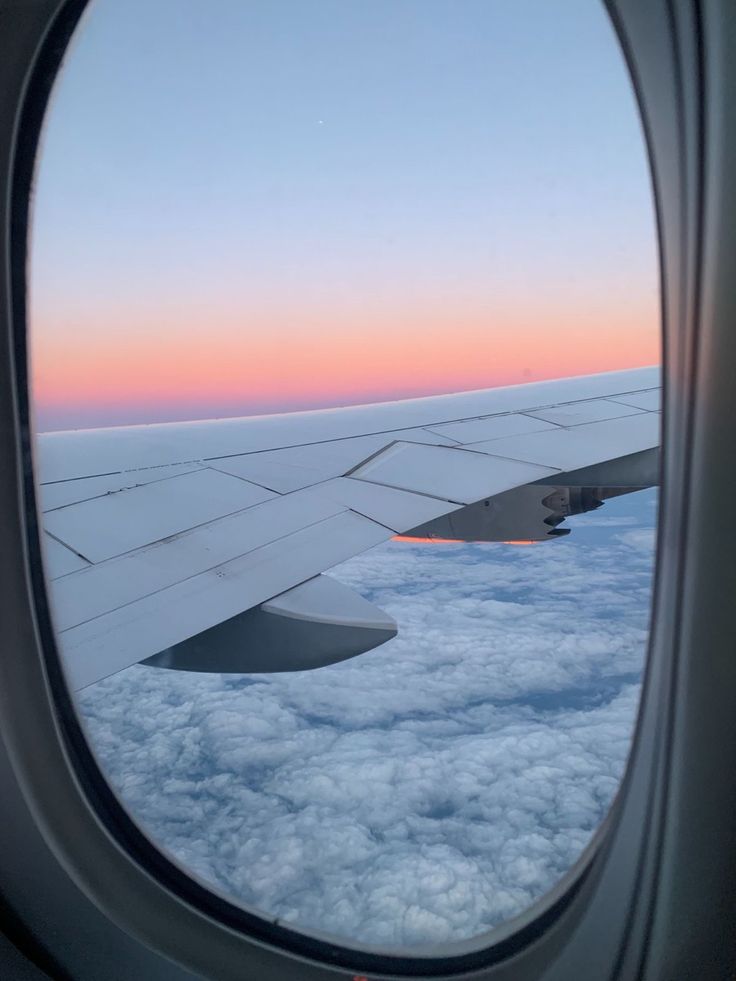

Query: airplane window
left=29, top=0, right=659, bottom=952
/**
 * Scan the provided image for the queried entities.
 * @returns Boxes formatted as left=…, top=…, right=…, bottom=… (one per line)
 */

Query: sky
left=29, top=0, right=659, bottom=431
left=79, top=487, right=656, bottom=948
left=33, top=0, right=661, bottom=951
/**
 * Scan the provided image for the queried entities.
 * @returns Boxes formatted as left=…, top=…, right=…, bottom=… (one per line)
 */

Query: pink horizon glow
left=29, top=0, right=660, bottom=435
left=32, top=327, right=659, bottom=431
left=31, top=289, right=660, bottom=431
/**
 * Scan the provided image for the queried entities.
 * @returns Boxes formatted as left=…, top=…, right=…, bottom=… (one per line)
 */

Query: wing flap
left=49, top=491, right=347, bottom=632
left=468, top=413, right=660, bottom=471
left=525, top=397, right=643, bottom=427
left=425, top=413, right=558, bottom=444
left=298, top=476, right=464, bottom=532
left=350, top=441, right=557, bottom=504
left=39, top=462, right=204, bottom=512
left=60, top=510, right=392, bottom=691
left=610, top=389, right=660, bottom=411
left=44, top=468, right=276, bottom=563
left=209, top=455, right=326, bottom=493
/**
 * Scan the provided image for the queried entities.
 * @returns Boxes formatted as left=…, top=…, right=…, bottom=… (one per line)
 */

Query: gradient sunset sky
left=30, top=0, right=659, bottom=432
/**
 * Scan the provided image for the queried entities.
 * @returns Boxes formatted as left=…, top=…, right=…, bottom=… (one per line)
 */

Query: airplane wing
left=37, top=367, right=660, bottom=691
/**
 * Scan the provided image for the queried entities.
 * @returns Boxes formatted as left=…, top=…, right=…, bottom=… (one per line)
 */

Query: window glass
left=30, top=0, right=659, bottom=949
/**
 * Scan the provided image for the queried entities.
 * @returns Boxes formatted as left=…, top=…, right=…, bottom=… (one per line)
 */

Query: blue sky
left=31, top=0, right=658, bottom=429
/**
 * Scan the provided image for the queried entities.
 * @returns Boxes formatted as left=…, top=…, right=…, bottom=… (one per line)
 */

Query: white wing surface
left=37, top=367, right=660, bottom=690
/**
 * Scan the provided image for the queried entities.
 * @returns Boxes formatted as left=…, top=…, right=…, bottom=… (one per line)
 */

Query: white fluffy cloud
left=76, top=489, right=657, bottom=948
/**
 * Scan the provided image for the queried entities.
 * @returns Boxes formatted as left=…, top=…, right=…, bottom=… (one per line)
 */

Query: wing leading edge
left=38, top=368, right=660, bottom=689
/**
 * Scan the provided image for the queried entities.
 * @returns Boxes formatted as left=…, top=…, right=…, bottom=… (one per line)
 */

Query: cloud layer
left=77, top=488, right=657, bottom=948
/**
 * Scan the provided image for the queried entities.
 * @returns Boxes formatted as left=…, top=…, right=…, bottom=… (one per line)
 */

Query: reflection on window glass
left=31, top=0, right=659, bottom=949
